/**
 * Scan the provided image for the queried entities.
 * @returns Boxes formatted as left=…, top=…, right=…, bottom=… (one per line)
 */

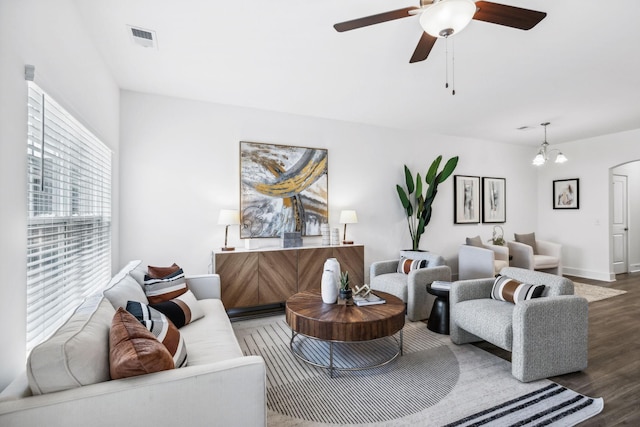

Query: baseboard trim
left=562, top=267, right=615, bottom=282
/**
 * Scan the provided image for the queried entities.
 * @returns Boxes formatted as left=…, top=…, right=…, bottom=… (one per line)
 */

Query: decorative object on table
left=321, top=258, right=341, bottom=304
left=330, top=227, right=340, bottom=246
left=353, top=292, right=386, bottom=306
left=553, top=178, right=579, bottom=209
left=321, top=223, right=330, bottom=246
left=396, top=155, right=458, bottom=250
left=281, top=231, right=303, bottom=248
left=338, top=271, right=353, bottom=305
left=482, top=177, right=506, bottom=223
left=454, top=175, right=480, bottom=224
left=353, top=283, right=371, bottom=298
left=217, top=209, right=240, bottom=251
left=488, top=225, right=505, bottom=246
left=339, top=210, right=358, bottom=244
left=532, top=122, right=568, bottom=166
left=239, top=141, right=328, bottom=238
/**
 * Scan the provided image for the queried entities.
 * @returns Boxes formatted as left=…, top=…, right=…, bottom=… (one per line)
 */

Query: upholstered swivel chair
left=370, top=251, right=451, bottom=321
left=450, top=267, right=588, bottom=382
left=458, top=243, right=509, bottom=280
left=508, top=233, right=562, bottom=275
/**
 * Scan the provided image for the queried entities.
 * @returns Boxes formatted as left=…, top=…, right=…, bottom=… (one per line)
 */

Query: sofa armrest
left=512, top=296, right=588, bottom=382
left=408, top=265, right=451, bottom=287
left=369, top=259, right=400, bottom=279
left=458, top=245, right=496, bottom=280
left=450, top=278, right=494, bottom=305
left=485, top=244, right=509, bottom=262
left=507, top=241, right=535, bottom=270
left=186, top=274, right=221, bottom=300
left=0, top=356, right=266, bottom=427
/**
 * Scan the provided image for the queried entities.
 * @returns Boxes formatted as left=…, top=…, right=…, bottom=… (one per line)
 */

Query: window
left=26, top=82, right=112, bottom=352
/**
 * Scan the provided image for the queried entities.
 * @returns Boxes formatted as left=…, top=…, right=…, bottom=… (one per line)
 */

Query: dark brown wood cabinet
left=213, top=245, right=364, bottom=309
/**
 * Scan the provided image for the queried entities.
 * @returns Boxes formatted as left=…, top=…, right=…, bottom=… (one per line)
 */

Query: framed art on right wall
left=553, top=178, right=579, bottom=209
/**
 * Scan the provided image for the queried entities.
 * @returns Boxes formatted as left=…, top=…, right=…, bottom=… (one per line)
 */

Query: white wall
left=612, top=161, right=640, bottom=272
left=536, top=129, right=640, bottom=280
left=119, top=91, right=538, bottom=279
left=0, top=0, right=119, bottom=389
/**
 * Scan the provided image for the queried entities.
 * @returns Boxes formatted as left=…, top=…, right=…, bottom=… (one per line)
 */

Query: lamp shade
left=217, top=209, right=240, bottom=225
left=339, top=210, right=358, bottom=224
left=419, top=0, right=476, bottom=38
left=555, top=152, right=568, bottom=164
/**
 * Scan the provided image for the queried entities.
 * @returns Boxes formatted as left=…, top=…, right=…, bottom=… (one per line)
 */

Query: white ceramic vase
left=321, top=258, right=341, bottom=304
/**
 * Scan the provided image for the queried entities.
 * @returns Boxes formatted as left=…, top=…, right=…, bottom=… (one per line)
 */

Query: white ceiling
left=72, top=0, right=640, bottom=146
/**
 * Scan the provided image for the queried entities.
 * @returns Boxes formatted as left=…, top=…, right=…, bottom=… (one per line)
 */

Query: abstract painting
left=240, top=141, right=328, bottom=238
left=454, top=175, right=480, bottom=224
left=553, top=178, right=579, bottom=209
left=482, top=177, right=506, bottom=223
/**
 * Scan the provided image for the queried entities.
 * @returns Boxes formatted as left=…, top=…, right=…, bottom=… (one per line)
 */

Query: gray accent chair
left=370, top=251, right=451, bottom=322
left=450, top=267, right=588, bottom=382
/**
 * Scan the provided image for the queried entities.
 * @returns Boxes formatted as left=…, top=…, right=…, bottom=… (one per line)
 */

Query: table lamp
left=218, top=209, right=240, bottom=251
left=339, top=210, right=358, bottom=244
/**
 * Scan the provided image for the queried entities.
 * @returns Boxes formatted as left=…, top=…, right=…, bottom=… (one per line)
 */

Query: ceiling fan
left=334, top=0, right=547, bottom=63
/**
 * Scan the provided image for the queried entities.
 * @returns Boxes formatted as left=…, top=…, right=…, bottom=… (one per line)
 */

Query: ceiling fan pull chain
left=445, top=36, right=449, bottom=89
left=451, top=37, right=456, bottom=95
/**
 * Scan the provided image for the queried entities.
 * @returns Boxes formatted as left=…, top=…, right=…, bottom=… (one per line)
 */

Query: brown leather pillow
left=146, top=263, right=181, bottom=279
left=109, top=307, right=174, bottom=380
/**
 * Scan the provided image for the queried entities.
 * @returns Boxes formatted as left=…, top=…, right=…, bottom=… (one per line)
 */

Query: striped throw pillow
left=491, top=275, right=545, bottom=304
left=150, top=289, right=204, bottom=328
left=143, top=266, right=187, bottom=304
left=397, top=257, right=428, bottom=274
left=126, top=301, right=187, bottom=368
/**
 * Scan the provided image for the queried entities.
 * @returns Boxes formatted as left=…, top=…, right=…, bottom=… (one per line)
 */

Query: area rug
left=233, top=316, right=603, bottom=426
left=573, top=282, right=627, bottom=303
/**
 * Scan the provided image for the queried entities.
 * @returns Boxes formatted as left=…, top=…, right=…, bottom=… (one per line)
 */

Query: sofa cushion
left=453, top=299, right=515, bottom=350
left=109, top=308, right=174, bottom=380
left=144, top=267, right=188, bottom=304
left=533, top=254, right=560, bottom=270
left=126, top=301, right=188, bottom=368
left=150, top=289, right=204, bottom=328
left=27, top=294, right=115, bottom=395
left=369, top=273, right=408, bottom=302
left=491, top=275, right=545, bottom=304
left=103, top=260, right=148, bottom=310
left=397, top=257, right=427, bottom=274
left=515, top=232, right=538, bottom=254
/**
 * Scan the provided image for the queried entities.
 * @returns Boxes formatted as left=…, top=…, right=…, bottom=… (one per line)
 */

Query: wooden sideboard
left=213, top=245, right=364, bottom=310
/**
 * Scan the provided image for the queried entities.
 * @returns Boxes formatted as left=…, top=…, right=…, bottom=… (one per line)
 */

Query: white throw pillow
left=27, top=294, right=115, bottom=395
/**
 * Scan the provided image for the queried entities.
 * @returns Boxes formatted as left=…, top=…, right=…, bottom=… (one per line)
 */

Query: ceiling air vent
left=128, top=25, right=157, bottom=49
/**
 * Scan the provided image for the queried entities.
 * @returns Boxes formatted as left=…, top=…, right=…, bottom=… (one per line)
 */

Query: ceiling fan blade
left=334, top=7, right=418, bottom=32
left=473, top=1, right=547, bottom=30
left=409, top=32, right=437, bottom=63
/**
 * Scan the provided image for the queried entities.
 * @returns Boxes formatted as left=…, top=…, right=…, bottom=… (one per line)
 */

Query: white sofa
left=0, top=260, right=266, bottom=427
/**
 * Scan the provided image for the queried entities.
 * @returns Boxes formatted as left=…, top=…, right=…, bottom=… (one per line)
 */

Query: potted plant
left=396, top=155, right=459, bottom=251
left=339, top=271, right=352, bottom=304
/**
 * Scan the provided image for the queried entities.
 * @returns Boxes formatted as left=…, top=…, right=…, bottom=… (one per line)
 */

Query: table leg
left=329, top=341, right=334, bottom=378
left=400, top=329, right=404, bottom=356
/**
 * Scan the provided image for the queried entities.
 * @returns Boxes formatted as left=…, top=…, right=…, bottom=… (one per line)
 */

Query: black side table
left=426, top=281, right=451, bottom=335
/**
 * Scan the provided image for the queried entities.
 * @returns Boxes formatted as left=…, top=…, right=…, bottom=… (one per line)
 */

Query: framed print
left=482, top=177, right=506, bottom=223
left=240, top=141, right=328, bottom=238
left=454, top=175, right=480, bottom=224
left=553, top=178, right=579, bottom=209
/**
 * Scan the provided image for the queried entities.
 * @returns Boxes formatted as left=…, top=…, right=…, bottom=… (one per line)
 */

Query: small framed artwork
left=454, top=175, right=480, bottom=224
left=482, top=177, right=506, bottom=223
left=553, top=178, right=579, bottom=209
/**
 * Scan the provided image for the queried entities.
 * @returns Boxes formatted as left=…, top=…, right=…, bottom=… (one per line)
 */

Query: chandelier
left=532, top=122, right=568, bottom=166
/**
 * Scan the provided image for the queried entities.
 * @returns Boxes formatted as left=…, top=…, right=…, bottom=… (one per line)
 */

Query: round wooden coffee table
left=285, top=290, right=405, bottom=377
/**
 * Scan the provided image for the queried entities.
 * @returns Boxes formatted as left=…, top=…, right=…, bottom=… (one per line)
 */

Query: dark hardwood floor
left=474, top=273, right=640, bottom=426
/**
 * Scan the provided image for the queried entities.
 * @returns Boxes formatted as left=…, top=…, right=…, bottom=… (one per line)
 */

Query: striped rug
left=233, top=316, right=603, bottom=426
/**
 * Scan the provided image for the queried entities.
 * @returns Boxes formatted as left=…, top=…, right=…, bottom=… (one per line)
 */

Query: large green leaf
left=436, top=156, right=459, bottom=183
left=425, top=155, right=442, bottom=185
left=415, top=173, right=423, bottom=200
left=396, top=185, right=414, bottom=217
left=404, top=165, right=414, bottom=195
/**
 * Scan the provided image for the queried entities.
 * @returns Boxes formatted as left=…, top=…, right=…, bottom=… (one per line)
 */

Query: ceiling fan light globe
left=419, top=0, right=476, bottom=38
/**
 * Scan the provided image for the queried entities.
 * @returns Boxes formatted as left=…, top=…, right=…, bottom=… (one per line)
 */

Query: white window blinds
left=26, top=82, right=112, bottom=352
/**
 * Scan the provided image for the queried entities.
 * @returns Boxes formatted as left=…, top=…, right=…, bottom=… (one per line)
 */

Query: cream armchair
left=370, top=251, right=451, bottom=321
left=508, top=238, right=562, bottom=276
left=458, top=244, right=509, bottom=280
